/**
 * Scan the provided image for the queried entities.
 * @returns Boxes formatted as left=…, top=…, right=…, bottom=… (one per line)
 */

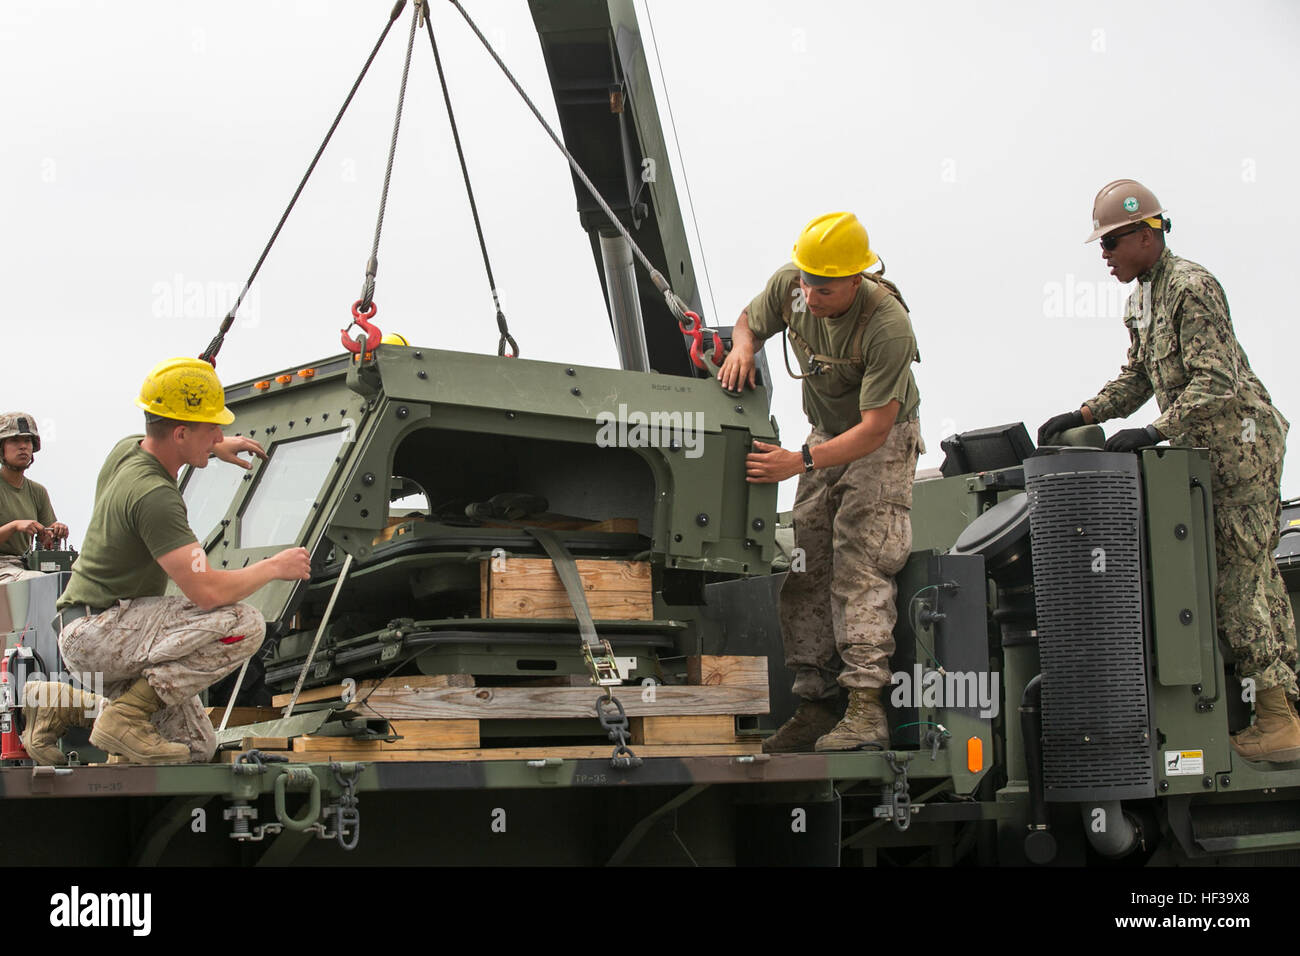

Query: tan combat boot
left=815, top=688, right=890, bottom=752
left=762, top=698, right=839, bottom=754
left=1231, top=685, right=1300, bottom=763
left=20, top=681, right=105, bottom=766
left=89, top=678, right=189, bottom=765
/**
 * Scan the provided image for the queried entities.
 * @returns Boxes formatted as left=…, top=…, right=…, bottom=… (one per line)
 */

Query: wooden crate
left=479, top=557, right=652, bottom=620
left=220, top=656, right=767, bottom=763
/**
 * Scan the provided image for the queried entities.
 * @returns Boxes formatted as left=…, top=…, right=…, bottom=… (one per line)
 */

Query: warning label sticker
left=1164, top=750, right=1204, bottom=776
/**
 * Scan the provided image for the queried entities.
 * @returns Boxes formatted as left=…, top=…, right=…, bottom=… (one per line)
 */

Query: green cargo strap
left=782, top=274, right=913, bottom=380
left=522, top=527, right=622, bottom=686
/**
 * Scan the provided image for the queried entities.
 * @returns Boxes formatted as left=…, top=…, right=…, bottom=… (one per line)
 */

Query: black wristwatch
left=801, top=443, right=815, bottom=472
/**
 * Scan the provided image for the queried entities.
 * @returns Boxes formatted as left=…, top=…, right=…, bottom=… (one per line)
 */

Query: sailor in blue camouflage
left=1082, top=246, right=1296, bottom=699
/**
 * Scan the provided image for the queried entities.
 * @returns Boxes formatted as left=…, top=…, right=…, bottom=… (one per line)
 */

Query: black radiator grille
left=1026, top=455, right=1154, bottom=801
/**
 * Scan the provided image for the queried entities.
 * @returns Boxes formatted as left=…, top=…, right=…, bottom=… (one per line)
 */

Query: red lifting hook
left=679, top=310, right=722, bottom=371
left=341, top=300, right=384, bottom=354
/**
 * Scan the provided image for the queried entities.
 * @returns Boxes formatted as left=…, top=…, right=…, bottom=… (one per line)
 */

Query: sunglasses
left=1099, top=225, right=1149, bottom=251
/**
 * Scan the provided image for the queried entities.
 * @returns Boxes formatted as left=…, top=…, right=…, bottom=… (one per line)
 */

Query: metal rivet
left=360, top=509, right=369, bottom=518
left=566, top=368, right=576, bottom=376
left=1180, top=609, right=1193, bottom=625
left=506, top=411, right=516, bottom=420
left=1220, top=775, right=1231, bottom=788
left=752, top=518, right=765, bottom=531
left=417, top=370, right=427, bottom=379
left=571, top=387, right=582, bottom=396
left=696, top=513, right=709, bottom=527
left=1202, top=777, right=1214, bottom=789
left=673, top=534, right=682, bottom=543
left=362, top=473, right=375, bottom=486
left=1174, top=523, right=1188, bottom=540
left=413, top=351, right=423, bottom=359
left=1159, top=780, right=1169, bottom=791
left=734, top=404, right=744, bottom=414
left=353, top=494, right=362, bottom=503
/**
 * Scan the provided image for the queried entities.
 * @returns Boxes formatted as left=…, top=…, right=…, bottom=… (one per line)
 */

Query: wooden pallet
left=218, top=656, right=767, bottom=763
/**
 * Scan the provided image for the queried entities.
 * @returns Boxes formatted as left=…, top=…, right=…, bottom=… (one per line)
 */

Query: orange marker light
left=297, top=368, right=315, bottom=378
left=967, top=736, right=984, bottom=773
left=254, top=381, right=271, bottom=390
left=275, top=374, right=292, bottom=384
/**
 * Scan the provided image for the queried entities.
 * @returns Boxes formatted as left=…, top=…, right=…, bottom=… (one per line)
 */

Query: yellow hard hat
left=135, top=358, right=235, bottom=425
left=380, top=332, right=409, bottom=346
left=792, top=212, right=878, bottom=279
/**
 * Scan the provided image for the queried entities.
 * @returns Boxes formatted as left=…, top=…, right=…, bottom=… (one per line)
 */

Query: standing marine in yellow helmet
left=719, top=212, right=923, bottom=752
left=1039, top=179, right=1297, bottom=763
left=53, top=358, right=311, bottom=764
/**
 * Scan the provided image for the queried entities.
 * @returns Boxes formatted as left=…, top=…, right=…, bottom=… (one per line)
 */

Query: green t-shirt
left=0, top=475, right=56, bottom=556
left=57, top=437, right=197, bottom=610
left=746, top=263, right=921, bottom=435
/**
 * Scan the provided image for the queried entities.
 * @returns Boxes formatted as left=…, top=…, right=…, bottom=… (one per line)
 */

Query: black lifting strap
left=423, top=10, right=518, bottom=357
left=356, top=1, right=421, bottom=315
left=446, top=0, right=698, bottom=332
left=199, top=0, right=409, bottom=366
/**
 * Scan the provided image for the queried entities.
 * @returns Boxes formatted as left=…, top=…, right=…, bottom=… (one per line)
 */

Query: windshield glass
left=181, top=461, right=246, bottom=544
left=239, top=429, right=348, bottom=549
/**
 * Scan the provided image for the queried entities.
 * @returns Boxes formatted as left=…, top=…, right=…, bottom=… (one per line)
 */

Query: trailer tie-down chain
left=881, top=752, right=912, bottom=832
left=596, top=694, right=643, bottom=769
left=517, top=527, right=641, bottom=769
left=225, top=759, right=365, bottom=849
left=326, top=762, right=363, bottom=851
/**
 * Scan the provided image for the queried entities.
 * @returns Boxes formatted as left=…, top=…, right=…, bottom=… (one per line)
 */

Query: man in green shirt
left=55, top=358, right=311, bottom=764
left=719, top=212, right=923, bottom=752
left=0, top=412, right=68, bottom=584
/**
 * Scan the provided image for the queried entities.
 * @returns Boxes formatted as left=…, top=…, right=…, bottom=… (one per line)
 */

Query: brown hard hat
left=1085, top=179, right=1167, bottom=243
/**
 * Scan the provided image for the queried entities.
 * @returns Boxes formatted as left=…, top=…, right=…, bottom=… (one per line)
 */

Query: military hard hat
left=792, top=212, right=878, bottom=280
left=1086, top=179, right=1168, bottom=243
left=0, top=412, right=41, bottom=453
left=135, top=358, right=235, bottom=425
left=380, top=332, right=409, bottom=346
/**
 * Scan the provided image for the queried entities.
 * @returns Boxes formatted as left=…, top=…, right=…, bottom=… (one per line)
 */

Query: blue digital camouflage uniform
left=1084, top=247, right=1296, bottom=698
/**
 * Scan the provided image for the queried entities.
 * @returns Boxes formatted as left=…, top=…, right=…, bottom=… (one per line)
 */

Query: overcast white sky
left=3, top=0, right=1298, bottom=541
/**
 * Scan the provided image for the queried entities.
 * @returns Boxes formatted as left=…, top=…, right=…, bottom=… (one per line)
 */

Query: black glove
left=1104, top=427, right=1158, bottom=453
left=1037, top=409, right=1086, bottom=446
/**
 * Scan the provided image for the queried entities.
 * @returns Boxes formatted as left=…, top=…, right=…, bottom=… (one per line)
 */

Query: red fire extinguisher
left=1, top=639, right=45, bottom=763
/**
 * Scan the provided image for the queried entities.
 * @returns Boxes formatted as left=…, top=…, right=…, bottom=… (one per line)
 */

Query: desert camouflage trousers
left=1215, top=459, right=1298, bottom=699
left=781, top=419, right=923, bottom=700
left=58, top=596, right=265, bottom=762
left=0, top=555, right=45, bottom=585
